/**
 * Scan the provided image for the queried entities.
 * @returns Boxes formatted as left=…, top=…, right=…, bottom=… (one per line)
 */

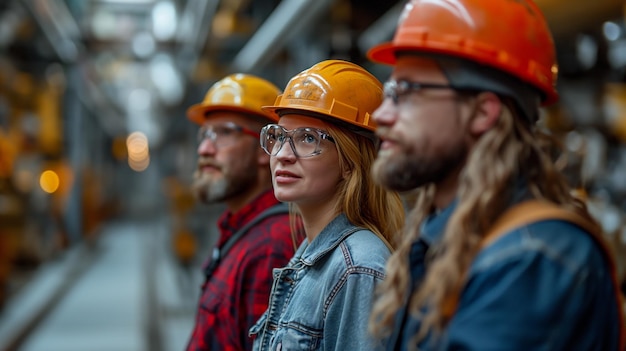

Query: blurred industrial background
left=0, top=0, right=625, bottom=350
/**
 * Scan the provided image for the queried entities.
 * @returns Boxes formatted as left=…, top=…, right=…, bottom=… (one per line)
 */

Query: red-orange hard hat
left=368, top=0, right=558, bottom=105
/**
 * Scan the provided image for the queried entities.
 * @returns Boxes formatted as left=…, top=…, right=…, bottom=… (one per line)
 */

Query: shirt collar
left=217, top=189, right=280, bottom=247
left=297, top=213, right=361, bottom=266
left=420, top=198, right=458, bottom=246
left=419, top=181, right=531, bottom=246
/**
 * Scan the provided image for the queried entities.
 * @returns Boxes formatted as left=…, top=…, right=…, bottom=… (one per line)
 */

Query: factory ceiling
left=0, top=0, right=623, bottom=142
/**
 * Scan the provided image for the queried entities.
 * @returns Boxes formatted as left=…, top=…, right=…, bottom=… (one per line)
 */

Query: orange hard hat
left=368, top=0, right=558, bottom=106
left=187, top=74, right=281, bottom=125
left=262, top=60, right=383, bottom=132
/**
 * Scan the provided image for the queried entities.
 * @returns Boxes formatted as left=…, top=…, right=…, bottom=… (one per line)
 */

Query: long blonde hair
left=329, top=123, right=405, bottom=249
left=369, top=99, right=591, bottom=343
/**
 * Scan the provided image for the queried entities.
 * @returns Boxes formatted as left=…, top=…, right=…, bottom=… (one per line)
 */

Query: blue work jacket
left=389, top=199, right=622, bottom=350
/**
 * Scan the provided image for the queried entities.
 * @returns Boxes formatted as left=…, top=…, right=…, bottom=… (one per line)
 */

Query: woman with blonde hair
left=249, top=59, right=405, bottom=350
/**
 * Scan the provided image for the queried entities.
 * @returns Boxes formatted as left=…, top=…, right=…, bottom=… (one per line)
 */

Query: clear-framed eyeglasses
left=197, top=122, right=260, bottom=148
left=383, top=79, right=454, bottom=104
left=260, top=124, right=335, bottom=158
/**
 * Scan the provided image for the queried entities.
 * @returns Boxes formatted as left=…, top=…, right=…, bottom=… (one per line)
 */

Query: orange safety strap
left=442, top=200, right=625, bottom=349
left=481, top=200, right=626, bottom=350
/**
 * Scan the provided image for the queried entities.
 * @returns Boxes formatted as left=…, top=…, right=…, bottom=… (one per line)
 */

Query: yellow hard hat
left=187, top=74, right=281, bottom=125
left=262, top=60, right=383, bottom=132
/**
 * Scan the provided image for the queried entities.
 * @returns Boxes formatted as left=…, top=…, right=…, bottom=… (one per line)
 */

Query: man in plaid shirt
left=185, top=74, right=295, bottom=351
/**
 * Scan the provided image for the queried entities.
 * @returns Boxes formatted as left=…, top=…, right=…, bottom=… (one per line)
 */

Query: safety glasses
left=197, top=122, right=260, bottom=148
left=384, top=79, right=454, bottom=104
left=260, top=124, right=335, bottom=158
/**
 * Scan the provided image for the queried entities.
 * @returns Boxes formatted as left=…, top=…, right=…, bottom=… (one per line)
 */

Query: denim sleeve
left=442, top=222, right=620, bottom=351
left=323, top=270, right=384, bottom=351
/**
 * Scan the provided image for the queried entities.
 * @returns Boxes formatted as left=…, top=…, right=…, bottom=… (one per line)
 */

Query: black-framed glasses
left=197, top=122, right=260, bottom=148
left=260, top=124, right=335, bottom=158
left=384, top=79, right=454, bottom=104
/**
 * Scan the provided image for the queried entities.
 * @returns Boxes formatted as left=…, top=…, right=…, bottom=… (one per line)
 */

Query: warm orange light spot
left=40, top=170, right=60, bottom=193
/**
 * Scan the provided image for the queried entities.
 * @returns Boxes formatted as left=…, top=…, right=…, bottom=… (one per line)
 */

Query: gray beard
left=194, top=175, right=229, bottom=204
left=192, top=163, right=257, bottom=204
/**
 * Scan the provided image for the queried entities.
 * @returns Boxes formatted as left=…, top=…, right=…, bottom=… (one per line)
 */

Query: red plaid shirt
left=186, top=189, right=294, bottom=351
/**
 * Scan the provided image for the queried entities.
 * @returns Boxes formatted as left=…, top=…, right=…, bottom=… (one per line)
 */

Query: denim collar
left=419, top=182, right=531, bottom=246
left=420, top=199, right=458, bottom=246
left=296, top=213, right=361, bottom=266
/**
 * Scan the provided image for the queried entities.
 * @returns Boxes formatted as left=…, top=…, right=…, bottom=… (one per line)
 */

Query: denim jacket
left=250, top=213, right=390, bottom=351
left=390, top=199, right=622, bottom=350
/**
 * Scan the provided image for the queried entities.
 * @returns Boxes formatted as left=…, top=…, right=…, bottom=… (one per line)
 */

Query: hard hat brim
left=262, top=105, right=376, bottom=133
left=367, top=42, right=398, bottom=65
left=368, top=42, right=559, bottom=106
left=187, top=103, right=277, bottom=125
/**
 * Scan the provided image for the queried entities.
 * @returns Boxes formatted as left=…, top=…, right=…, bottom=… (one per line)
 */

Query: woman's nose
left=274, top=139, right=297, bottom=161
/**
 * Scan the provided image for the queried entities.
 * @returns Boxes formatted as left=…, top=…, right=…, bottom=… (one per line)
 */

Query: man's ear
left=469, top=92, right=502, bottom=136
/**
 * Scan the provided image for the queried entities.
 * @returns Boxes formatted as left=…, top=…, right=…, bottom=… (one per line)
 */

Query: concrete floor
left=0, top=217, right=208, bottom=351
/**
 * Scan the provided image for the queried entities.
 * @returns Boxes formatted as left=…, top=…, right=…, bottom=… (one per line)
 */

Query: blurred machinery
left=0, top=57, right=114, bottom=308
left=163, top=175, right=197, bottom=266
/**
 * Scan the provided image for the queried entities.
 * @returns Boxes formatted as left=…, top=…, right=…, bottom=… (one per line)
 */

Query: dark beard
left=372, top=145, right=466, bottom=192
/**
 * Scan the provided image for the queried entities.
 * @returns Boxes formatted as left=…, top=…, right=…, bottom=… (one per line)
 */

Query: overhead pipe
left=19, top=0, right=82, bottom=63
left=176, top=0, right=220, bottom=78
left=357, top=2, right=404, bottom=56
left=230, top=0, right=335, bottom=73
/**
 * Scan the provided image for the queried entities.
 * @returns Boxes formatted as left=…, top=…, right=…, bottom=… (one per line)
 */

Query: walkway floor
left=0, top=217, right=205, bottom=351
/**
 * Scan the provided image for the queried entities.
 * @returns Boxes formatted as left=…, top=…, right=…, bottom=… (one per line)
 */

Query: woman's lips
left=274, top=170, right=300, bottom=184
